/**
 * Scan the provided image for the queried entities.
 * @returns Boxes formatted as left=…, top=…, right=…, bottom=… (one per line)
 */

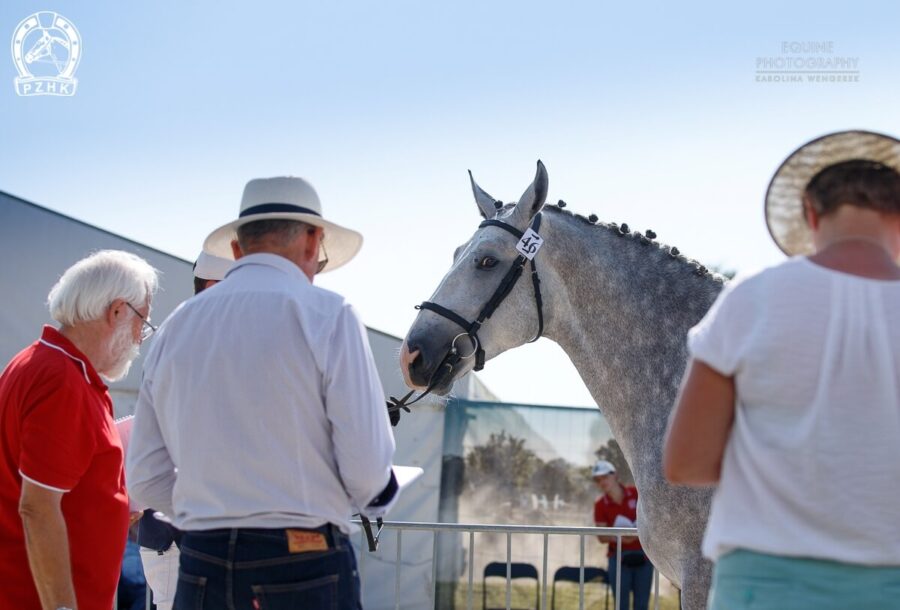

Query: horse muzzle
left=401, top=332, right=467, bottom=393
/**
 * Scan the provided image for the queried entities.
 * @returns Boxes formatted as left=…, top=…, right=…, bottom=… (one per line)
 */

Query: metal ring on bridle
left=451, top=332, right=479, bottom=359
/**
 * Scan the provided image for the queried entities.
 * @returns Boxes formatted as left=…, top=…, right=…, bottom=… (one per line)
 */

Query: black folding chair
left=482, top=561, right=540, bottom=610
left=550, top=566, right=609, bottom=610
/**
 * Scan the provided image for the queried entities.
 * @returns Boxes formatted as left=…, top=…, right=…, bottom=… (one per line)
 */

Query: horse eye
left=476, top=256, right=498, bottom=269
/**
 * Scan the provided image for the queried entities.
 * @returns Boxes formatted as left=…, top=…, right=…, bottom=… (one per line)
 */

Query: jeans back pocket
left=252, top=574, right=339, bottom=610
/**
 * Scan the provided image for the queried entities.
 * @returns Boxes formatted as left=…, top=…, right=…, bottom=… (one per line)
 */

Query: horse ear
left=469, top=170, right=499, bottom=219
left=514, top=160, right=549, bottom=221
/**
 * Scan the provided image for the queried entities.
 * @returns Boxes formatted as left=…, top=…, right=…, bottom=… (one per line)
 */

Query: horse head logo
left=11, top=11, right=81, bottom=96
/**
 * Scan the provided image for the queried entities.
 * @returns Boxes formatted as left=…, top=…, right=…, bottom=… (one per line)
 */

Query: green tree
left=465, top=431, right=537, bottom=507
left=594, top=439, right=634, bottom=485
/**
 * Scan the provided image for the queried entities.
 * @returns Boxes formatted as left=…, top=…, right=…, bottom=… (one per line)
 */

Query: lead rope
left=367, top=345, right=464, bottom=552
left=386, top=340, right=465, bottom=424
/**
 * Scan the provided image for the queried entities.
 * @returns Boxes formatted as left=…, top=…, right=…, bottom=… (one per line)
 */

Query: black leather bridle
left=387, top=212, right=546, bottom=420
left=418, top=212, right=545, bottom=371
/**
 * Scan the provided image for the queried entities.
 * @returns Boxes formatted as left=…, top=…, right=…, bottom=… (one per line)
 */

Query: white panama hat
left=193, top=251, right=233, bottom=281
left=203, top=176, right=363, bottom=273
left=765, top=130, right=900, bottom=257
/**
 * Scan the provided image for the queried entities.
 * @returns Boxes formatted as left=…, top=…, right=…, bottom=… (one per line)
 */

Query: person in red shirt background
left=0, top=250, right=159, bottom=610
left=593, top=460, right=654, bottom=610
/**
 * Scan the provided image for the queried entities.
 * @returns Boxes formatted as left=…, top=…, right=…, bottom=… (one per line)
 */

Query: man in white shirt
left=127, top=177, right=396, bottom=610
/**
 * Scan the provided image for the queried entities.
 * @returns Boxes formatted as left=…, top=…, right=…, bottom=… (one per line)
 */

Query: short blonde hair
left=47, top=250, right=160, bottom=326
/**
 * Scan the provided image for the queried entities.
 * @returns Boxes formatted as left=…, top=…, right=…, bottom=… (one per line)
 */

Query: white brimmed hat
left=203, top=176, right=363, bottom=273
left=765, top=130, right=900, bottom=257
left=591, top=460, right=616, bottom=477
left=193, top=251, right=233, bottom=281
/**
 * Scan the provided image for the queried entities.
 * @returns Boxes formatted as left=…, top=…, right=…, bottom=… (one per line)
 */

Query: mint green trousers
left=708, top=549, right=900, bottom=610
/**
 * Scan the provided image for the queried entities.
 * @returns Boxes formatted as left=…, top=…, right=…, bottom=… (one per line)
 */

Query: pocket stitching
left=251, top=573, right=339, bottom=594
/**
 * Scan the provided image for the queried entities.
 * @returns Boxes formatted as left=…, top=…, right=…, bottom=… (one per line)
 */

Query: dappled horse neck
left=541, top=205, right=725, bottom=429
left=543, top=205, right=724, bottom=340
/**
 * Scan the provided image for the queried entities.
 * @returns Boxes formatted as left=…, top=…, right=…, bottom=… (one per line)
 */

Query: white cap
left=194, top=251, right=232, bottom=281
left=591, top=460, right=616, bottom=478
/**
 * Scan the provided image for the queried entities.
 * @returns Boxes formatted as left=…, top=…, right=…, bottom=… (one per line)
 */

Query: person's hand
left=129, top=511, right=143, bottom=526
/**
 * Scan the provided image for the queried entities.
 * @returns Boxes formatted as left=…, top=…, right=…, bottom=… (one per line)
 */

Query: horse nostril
left=406, top=344, right=433, bottom=386
left=408, top=348, right=423, bottom=372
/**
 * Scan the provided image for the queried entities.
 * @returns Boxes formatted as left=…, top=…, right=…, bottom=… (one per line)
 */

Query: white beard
left=101, top=322, right=141, bottom=382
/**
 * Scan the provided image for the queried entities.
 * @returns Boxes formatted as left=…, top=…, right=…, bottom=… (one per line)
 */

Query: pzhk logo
left=11, top=12, right=81, bottom=96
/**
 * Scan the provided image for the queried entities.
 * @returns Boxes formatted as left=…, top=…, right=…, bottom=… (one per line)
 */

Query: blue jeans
left=174, top=525, right=361, bottom=610
left=608, top=550, right=653, bottom=610
left=118, top=539, right=148, bottom=610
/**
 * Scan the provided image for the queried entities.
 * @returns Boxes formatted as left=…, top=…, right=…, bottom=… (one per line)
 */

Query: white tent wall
left=0, top=191, right=490, bottom=609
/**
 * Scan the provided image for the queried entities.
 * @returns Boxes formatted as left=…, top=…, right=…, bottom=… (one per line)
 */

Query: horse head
left=401, top=161, right=551, bottom=394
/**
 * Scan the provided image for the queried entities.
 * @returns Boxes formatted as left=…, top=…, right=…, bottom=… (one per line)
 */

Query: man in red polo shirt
left=0, top=250, right=158, bottom=610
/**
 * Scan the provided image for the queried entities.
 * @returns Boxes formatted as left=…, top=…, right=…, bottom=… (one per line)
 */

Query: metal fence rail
left=354, top=520, right=662, bottom=610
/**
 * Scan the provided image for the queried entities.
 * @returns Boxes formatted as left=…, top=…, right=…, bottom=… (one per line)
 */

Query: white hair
left=48, top=250, right=160, bottom=326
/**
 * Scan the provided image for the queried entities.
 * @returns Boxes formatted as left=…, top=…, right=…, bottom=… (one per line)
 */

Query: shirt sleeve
left=126, top=367, right=177, bottom=516
left=323, top=304, right=396, bottom=510
left=18, top=369, right=97, bottom=492
left=687, top=275, right=758, bottom=377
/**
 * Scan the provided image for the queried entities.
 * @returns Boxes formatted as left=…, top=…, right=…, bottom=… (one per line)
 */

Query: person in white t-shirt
left=663, top=130, right=900, bottom=610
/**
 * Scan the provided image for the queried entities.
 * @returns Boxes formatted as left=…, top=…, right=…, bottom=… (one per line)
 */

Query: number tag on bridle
left=515, top=228, right=544, bottom=260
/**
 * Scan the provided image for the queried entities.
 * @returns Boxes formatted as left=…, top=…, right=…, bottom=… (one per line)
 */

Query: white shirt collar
left=227, top=253, right=310, bottom=283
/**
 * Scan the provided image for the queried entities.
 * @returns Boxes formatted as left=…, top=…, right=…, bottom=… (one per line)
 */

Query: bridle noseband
left=387, top=212, right=546, bottom=418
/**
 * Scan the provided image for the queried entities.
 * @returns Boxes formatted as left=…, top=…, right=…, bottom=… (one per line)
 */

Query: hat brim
left=203, top=212, right=363, bottom=273
left=765, top=130, right=900, bottom=257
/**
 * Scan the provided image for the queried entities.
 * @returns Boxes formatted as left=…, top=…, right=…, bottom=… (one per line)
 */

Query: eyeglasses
left=126, top=302, right=157, bottom=341
left=317, top=241, right=329, bottom=274
left=305, top=227, right=329, bottom=274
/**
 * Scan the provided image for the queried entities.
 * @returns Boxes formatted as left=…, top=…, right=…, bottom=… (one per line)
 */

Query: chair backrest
left=484, top=561, right=540, bottom=581
left=483, top=562, right=540, bottom=610
left=552, top=566, right=607, bottom=584
left=551, top=566, right=608, bottom=610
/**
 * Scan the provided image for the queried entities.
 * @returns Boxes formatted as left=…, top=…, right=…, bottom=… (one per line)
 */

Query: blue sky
left=3, top=1, right=899, bottom=406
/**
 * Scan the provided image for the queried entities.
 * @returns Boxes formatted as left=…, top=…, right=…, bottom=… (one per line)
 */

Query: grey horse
left=400, top=161, right=725, bottom=610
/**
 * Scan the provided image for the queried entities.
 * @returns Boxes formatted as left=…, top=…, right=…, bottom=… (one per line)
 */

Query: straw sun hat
left=204, top=176, right=363, bottom=273
left=765, top=129, right=900, bottom=257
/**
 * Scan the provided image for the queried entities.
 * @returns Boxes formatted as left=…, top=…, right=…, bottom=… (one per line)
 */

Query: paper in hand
left=613, top=514, right=636, bottom=528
